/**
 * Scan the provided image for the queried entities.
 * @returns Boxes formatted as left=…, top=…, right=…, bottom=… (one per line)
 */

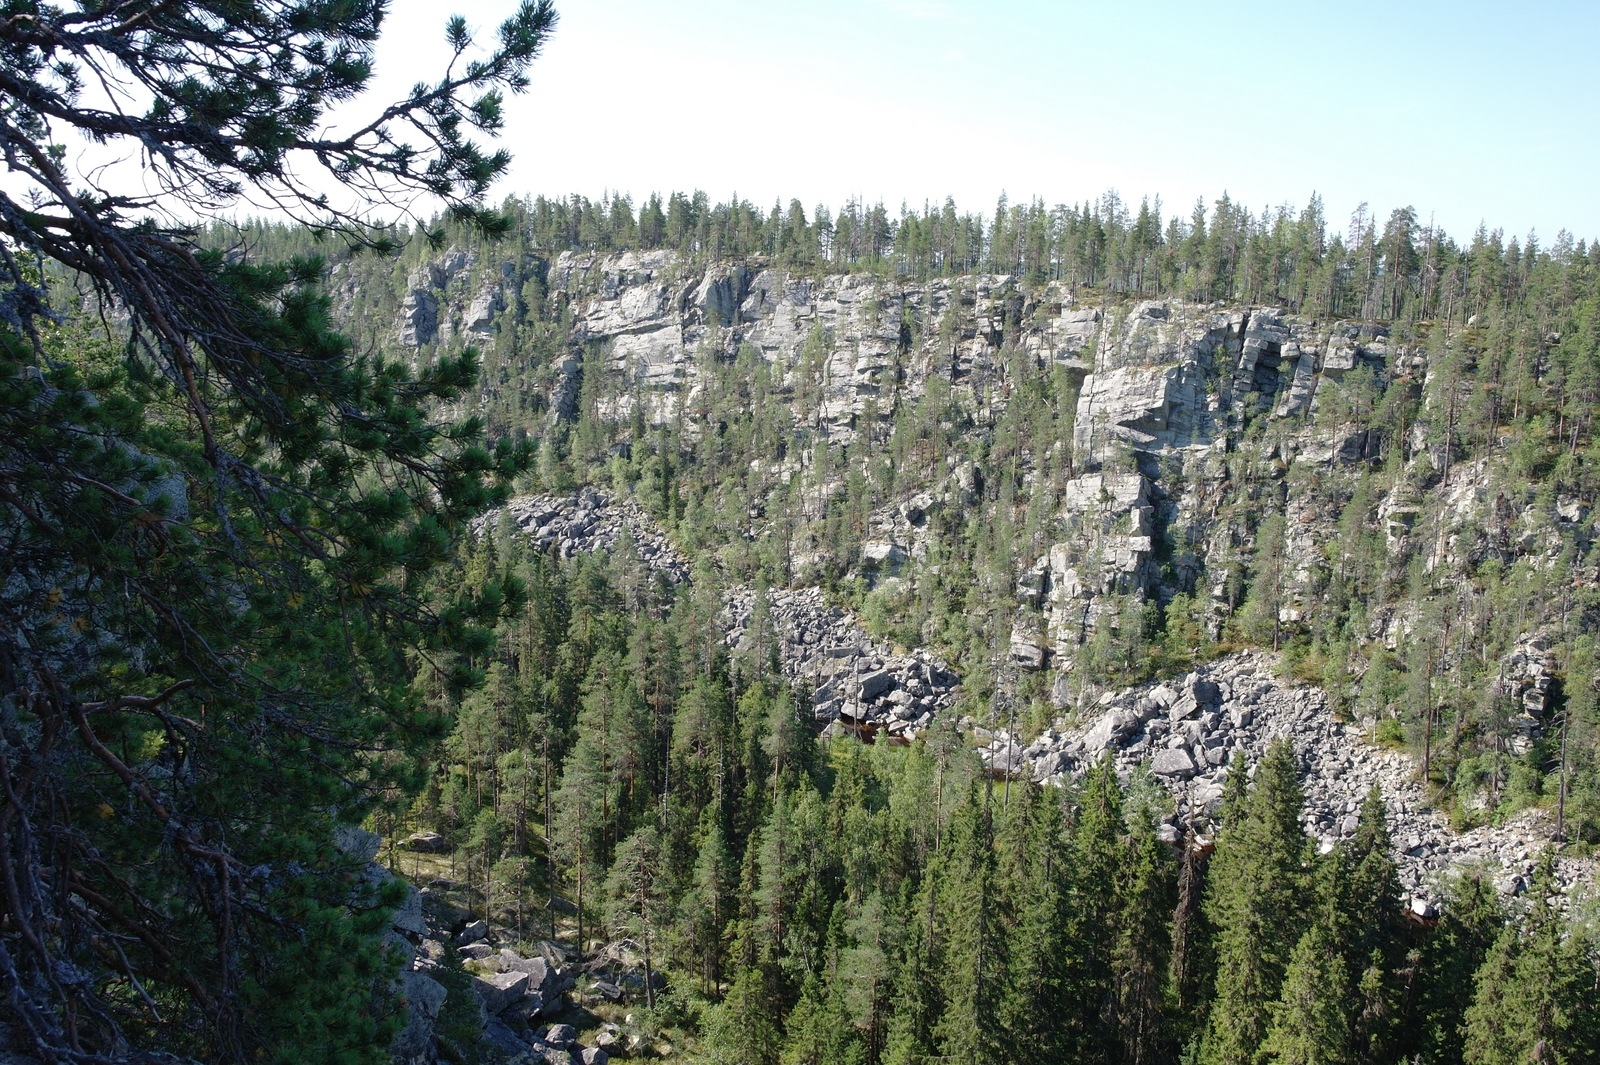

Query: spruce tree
left=932, top=785, right=1010, bottom=1064
left=1408, top=872, right=1502, bottom=1064
left=1001, top=785, right=1074, bottom=1065
left=1257, top=924, right=1353, bottom=1065
left=1336, top=788, right=1406, bottom=1064
left=1200, top=740, right=1311, bottom=1065
left=1114, top=816, right=1177, bottom=1065
left=1065, top=755, right=1130, bottom=1065
left=882, top=878, right=942, bottom=1065
left=1461, top=854, right=1599, bottom=1065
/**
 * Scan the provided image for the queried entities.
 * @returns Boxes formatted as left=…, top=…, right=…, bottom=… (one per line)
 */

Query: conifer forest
left=2, top=3, right=1599, bottom=1064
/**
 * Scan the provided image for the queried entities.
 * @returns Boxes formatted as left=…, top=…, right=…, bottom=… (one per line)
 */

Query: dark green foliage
left=931, top=786, right=1009, bottom=1064
left=1063, top=756, right=1129, bottom=1064
left=1000, top=785, right=1075, bottom=1065
left=1200, top=740, right=1311, bottom=1065
left=1461, top=855, right=1600, bottom=1065
left=1115, top=816, right=1178, bottom=1065
left=409, top=548, right=1599, bottom=1064
left=0, top=274, right=530, bottom=1061
left=1407, top=872, right=1504, bottom=1064
left=1257, top=922, right=1352, bottom=1065
left=0, top=3, right=552, bottom=1060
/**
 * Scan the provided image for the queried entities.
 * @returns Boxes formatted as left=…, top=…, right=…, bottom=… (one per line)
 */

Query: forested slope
left=278, top=188, right=1600, bottom=842
left=242, top=188, right=1600, bottom=1062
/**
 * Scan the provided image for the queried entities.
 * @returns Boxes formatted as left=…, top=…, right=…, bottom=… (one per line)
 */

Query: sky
left=33, top=0, right=1600, bottom=243
left=442, top=0, right=1596, bottom=243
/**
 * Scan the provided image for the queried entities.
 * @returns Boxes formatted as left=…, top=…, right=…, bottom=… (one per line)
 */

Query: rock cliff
left=400, top=242, right=1598, bottom=900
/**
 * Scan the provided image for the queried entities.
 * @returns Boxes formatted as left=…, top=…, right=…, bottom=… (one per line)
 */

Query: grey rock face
left=472, top=970, right=530, bottom=1015
left=391, top=970, right=448, bottom=1065
left=398, top=248, right=475, bottom=347
left=400, top=287, right=439, bottom=348
left=489, top=490, right=962, bottom=737
left=1018, top=650, right=1594, bottom=905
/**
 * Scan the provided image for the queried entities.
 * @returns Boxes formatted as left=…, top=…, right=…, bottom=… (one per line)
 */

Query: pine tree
left=0, top=3, right=557, bottom=1057
left=840, top=890, right=897, bottom=1065
left=604, top=825, right=667, bottom=1009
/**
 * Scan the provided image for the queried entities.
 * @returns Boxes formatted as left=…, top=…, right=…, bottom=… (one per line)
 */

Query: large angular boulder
left=472, top=970, right=531, bottom=1015
left=391, top=970, right=448, bottom=1065
left=1151, top=748, right=1197, bottom=779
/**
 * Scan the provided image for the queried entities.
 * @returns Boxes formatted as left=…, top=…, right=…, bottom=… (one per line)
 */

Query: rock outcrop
left=1019, top=651, right=1593, bottom=904
left=409, top=242, right=1599, bottom=906
left=490, top=490, right=961, bottom=733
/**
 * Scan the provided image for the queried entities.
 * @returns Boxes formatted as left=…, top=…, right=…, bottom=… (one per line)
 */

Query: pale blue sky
left=324, top=1, right=1600, bottom=243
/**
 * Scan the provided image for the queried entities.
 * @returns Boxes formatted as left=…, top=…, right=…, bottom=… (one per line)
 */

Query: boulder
left=858, top=670, right=896, bottom=701
left=391, top=970, right=448, bottom=1065
left=382, top=930, right=417, bottom=971
left=1084, top=709, right=1138, bottom=751
left=390, top=886, right=428, bottom=937
left=502, top=993, right=547, bottom=1026
left=541, top=1023, right=578, bottom=1049
left=861, top=541, right=908, bottom=567
left=333, top=825, right=381, bottom=863
left=472, top=970, right=531, bottom=1015
left=454, top=920, right=488, bottom=947
left=1168, top=693, right=1200, bottom=721
left=498, top=950, right=548, bottom=979
left=401, top=830, right=450, bottom=854
left=483, top=1017, right=533, bottom=1061
left=1152, top=748, right=1197, bottom=779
